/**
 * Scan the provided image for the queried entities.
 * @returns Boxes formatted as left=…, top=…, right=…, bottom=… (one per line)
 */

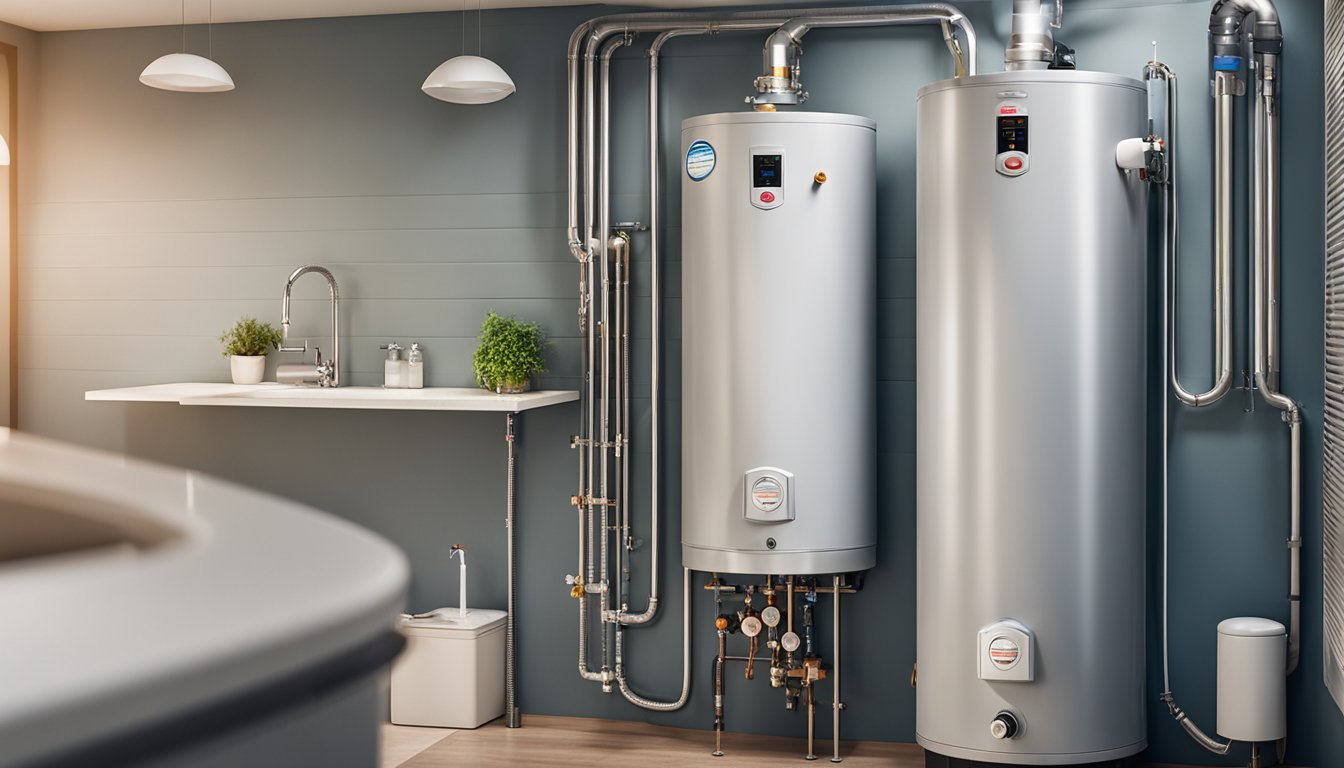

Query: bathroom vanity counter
left=0, top=429, right=409, bottom=767
left=86, top=380, right=578, bottom=731
left=86, top=382, right=578, bottom=412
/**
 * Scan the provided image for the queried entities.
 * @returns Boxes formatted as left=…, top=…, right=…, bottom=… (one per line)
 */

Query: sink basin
left=0, top=485, right=181, bottom=564
left=0, top=428, right=408, bottom=768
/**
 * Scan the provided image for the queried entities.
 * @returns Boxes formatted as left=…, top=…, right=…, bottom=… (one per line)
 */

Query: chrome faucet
left=278, top=265, right=340, bottom=387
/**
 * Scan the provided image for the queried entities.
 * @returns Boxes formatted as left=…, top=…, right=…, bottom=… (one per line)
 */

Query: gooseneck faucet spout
left=279, top=265, right=340, bottom=387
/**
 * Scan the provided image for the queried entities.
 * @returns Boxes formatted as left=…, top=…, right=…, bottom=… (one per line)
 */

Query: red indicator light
left=760, top=191, right=776, bottom=203
left=1004, top=157, right=1023, bottom=171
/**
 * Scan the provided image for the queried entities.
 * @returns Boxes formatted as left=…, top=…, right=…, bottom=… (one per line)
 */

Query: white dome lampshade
left=422, top=55, right=514, bottom=104
left=140, top=53, right=235, bottom=93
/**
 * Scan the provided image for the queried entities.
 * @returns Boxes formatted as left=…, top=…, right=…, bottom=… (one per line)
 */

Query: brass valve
left=813, top=171, right=827, bottom=185
left=715, top=615, right=730, bottom=631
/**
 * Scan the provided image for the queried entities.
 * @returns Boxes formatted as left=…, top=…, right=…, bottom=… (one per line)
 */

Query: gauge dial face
left=741, top=616, right=763, bottom=638
left=781, top=631, right=801, bottom=653
left=761, top=606, right=782, bottom=627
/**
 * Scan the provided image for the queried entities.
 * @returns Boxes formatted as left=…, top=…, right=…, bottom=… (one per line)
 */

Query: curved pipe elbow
left=617, top=596, right=659, bottom=625
left=1209, top=0, right=1282, bottom=54
left=1171, top=369, right=1232, bottom=408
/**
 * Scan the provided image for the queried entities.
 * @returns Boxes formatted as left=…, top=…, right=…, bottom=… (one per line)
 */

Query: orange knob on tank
left=813, top=171, right=828, bottom=185
left=715, top=616, right=730, bottom=631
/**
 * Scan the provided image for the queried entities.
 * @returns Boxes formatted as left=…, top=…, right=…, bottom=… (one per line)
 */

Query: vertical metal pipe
left=505, top=413, right=521, bottom=727
left=1253, top=74, right=1268, bottom=390
left=1171, top=85, right=1233, bottom=407
left=831, top=574, right=842, bottom=764
left=620, top=235, right=632, bottom=612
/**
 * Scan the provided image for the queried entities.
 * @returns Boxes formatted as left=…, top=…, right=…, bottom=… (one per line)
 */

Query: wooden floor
left=381, top=717, right=1213, bottom=768
left=383, top=715, right=923, bottom=767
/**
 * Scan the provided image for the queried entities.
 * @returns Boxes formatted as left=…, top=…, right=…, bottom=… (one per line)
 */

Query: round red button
left=760, top=191, right=776, bottom=203
left=1004, top=157, right=1023, bottom=171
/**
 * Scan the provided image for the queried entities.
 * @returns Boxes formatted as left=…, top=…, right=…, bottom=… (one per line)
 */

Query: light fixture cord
left=180, top=0, right=185, bottom=53
left=478, top=0, right=482, bottom=56
left=461, top=0, right=466, bottom=55
left=208, top=0, right=213, bottom=59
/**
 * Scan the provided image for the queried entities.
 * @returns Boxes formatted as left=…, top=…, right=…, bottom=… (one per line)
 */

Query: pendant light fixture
left=422, top=0, right=514, bottom=104
left=140, top=0, right=234, bottom=93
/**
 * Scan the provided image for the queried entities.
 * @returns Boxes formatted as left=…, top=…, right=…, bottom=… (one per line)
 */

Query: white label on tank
left=989, top=636, right=1021, bottom=670
left=686, top=140, right=716, bottom=181
left=751, top=476, right=784, bottom=512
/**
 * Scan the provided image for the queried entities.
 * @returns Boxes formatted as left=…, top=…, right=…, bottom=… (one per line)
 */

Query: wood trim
left=1, top=41, right=14, bottom=428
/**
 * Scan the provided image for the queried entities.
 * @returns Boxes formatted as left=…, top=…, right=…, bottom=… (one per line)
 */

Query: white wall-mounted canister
left=1216, top=617, right=1287, bottom=742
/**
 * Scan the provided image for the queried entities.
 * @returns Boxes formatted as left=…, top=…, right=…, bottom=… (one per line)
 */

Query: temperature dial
left=990, top=711, right=1021, bottom=740
left=780, top=631, right=801, bottom=653
left=761, top=606, right=782, bottom=628
left=741, top=616, right=763, bottom=638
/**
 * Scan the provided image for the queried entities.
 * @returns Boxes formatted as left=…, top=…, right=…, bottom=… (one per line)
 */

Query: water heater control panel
left=995, top=104, right=1029, bottom=177
left=978, top=619, right=1034, bottom=682
left=744, top=467, right=794, bottom=523
left=751, top=146, right=784, bottom=210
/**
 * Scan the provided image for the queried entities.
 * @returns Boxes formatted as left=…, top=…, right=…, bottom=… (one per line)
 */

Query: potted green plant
left=472, top=311, right=547, bottom=394
left=219, top=317, right=283, bottom=384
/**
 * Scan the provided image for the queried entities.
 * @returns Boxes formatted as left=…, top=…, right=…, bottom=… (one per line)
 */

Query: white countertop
left=0, top=429, right=409, bottom=767
left=86, top=382, right=579, bottom=412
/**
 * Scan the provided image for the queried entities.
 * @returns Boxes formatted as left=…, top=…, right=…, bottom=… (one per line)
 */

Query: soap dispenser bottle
left=407, top=343, right=425, bottom=389
left=381, top=342, right=404, bottom=388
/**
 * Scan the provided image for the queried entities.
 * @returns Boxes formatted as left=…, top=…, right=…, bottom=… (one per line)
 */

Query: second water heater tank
left=680, top=111, right=876, bottom=576
left=916, top=70, right=1148, bottom=765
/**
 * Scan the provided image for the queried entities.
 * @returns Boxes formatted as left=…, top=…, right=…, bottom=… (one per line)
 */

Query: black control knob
left=989, top=711, right=1020, bottom=740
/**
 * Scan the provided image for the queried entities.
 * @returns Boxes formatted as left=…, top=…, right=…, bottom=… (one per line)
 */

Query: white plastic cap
left=1218, top=616, right=1286, bottom=637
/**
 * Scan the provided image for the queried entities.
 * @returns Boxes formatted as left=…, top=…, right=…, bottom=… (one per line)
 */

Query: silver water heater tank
left=680, top=111, right=876, bottom=575
left=916, top=71, right=1148, bottom=764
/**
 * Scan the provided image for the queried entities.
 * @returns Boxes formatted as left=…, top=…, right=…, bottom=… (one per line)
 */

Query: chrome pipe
left=616, top=568, right=693, bottom=710
left=505, top=414, right=520, bottom=727
left=1246, top=39, right=1299, bottom=676
left=615, top=28, right=706, bottom=628
left=772, top=4, right=976, bottom=69
left=1005, top=0, right=1053, bottom=71
left=567, top=21, right=591, bottom=262
left=1172, top=82, right=1233, bottom=407
left=1155, top=56, right=1232, bottom=757
left=832, top=574, right=842, bottom=764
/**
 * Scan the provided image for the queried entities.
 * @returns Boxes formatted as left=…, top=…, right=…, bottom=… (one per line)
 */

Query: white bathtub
left=0, top=429, right=409, bottom=767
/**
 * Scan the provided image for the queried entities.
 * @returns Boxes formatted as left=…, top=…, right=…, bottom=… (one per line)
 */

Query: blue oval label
left=686, top=140, right=716, bottom=181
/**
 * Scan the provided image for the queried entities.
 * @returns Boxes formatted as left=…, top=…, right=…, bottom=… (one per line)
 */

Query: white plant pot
left=229, top=355, right=266, bottom=385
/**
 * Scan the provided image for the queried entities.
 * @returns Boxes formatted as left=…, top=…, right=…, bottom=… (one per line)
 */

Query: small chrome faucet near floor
left=277, top=265, right=341, bottom=387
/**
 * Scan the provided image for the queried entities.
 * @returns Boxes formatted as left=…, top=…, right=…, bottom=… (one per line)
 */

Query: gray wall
left=17, top=0, right=1341, bottom=764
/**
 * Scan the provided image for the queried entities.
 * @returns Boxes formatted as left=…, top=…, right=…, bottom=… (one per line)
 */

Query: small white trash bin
left=390, top=608, right=506, bottom=728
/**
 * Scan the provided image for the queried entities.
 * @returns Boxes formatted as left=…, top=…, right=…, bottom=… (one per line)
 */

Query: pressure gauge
left=781, top=631, right=801, bottom=653
left=741, top=616, right=763, bottom=638
left=761, top=605, right=782, bottom=628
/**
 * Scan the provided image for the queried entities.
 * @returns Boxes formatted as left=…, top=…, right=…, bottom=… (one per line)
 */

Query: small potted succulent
left=472, top=311, right=547, bottom=394
left=219, top=317, right=283, bottom=384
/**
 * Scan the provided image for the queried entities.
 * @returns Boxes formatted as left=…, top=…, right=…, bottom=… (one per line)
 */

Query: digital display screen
left=753, top=154, right=782, bottom=188
left=997, top=116, right=1028, bottom=154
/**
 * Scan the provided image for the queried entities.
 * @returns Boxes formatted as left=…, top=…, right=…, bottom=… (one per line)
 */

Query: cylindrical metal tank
left=680, top=111, right=876, bottom=576
left=915, top=71, right=1148, bottom=764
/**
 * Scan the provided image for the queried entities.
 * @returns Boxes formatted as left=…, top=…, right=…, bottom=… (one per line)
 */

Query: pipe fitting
left=1004, top=0, right=1055, bottom=70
